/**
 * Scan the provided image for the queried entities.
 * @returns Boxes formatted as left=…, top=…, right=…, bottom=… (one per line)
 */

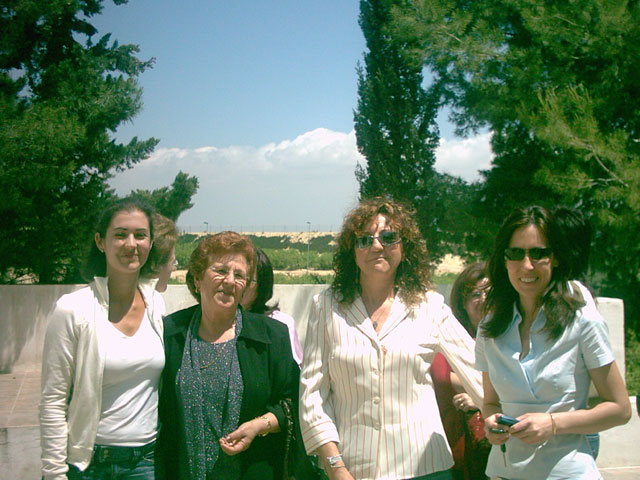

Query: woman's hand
left=220, top=412, right=280, bottom=455
left=453, top=392, right=477, bottom=412
left=484, top=413, right=510, bottom=446
left=509, top=412, right=554, bottom=445
left=219, top=419, right=262, bottom=455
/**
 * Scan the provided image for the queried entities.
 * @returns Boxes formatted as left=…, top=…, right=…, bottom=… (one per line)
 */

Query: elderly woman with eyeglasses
left=156, top=232, right=300, bottom=480
left=476, top=206, right=631, bottom=479
left=300, top=197, right=483, bottom=480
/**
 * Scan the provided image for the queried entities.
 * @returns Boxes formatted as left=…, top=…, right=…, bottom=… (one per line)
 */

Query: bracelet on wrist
left=549, top=413, right=557, bottom=436
left=327, top=453, right=344, bottom=469
left=258, top=415, right=271, bottom=437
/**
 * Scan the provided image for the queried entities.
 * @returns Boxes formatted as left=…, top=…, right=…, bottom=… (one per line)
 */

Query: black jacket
left=156, top=305, right=300, bottom=480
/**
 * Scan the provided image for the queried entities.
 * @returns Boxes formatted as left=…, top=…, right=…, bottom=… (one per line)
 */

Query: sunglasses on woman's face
left=355, top=230, right=401, bottom=249
left=504, top=247, right=552, bottom=262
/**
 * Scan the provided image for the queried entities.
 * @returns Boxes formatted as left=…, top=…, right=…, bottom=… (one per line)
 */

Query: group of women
left=40, top=196, right=632, bottom=480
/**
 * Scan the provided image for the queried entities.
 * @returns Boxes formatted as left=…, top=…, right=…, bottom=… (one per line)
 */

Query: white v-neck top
left=300, top=288, right=482, bottom=480
left=95, top=311, right=164, bottom=446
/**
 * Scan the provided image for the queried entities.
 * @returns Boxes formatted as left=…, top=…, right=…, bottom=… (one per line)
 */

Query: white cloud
left=109, top=128, right=364, bottom=231
left=435, top=132, right=494, bottom=182
left=109, top=128, right=494, bottom=231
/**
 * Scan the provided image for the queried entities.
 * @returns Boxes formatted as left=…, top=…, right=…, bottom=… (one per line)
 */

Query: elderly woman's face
left=354, top=214, right=402, bottom=280
left=195, top=253, right=249, bottom=316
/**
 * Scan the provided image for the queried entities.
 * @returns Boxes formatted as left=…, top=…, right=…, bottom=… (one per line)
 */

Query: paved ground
left=0, top=371, right=41, bottom=479
left=1, top=371, right=639, bottom=480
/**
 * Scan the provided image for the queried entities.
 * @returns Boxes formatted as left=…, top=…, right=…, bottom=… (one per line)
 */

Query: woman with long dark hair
left=476, top=205, right=630, bottom=479
left=40, top=199, right=165, bottom=480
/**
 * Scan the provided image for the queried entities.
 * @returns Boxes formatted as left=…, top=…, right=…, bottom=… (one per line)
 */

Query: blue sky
left=95, top=0, right=492, bottom=232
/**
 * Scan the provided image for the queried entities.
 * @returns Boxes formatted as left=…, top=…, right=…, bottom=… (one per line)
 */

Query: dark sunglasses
left=355, top=230, right=401, bottom=249
left=504, top=247, right=552, bottom=262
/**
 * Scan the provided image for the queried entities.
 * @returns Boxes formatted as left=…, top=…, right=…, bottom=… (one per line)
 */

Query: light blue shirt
left=475, top=290, right=613, bottom=480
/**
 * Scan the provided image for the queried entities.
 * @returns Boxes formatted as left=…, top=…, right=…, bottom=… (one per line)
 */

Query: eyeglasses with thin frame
left=209, top=265, right=249, bottom=286
left=467, top=289, right=487, bottom=300
left=355, top=230, right=401, bottom=250
left=504, top=247, right=552, bottom=262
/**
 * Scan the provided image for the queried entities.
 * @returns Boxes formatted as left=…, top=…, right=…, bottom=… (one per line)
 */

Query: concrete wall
left=0, top=283, right=624, bottom=375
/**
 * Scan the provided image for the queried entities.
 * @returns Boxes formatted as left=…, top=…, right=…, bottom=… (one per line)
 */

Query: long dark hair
left=481, top=205, right=584, bottom=340
left=332, top=196, right=430, bottom=307
left=82, top=198, right=155, bottom=281
left=549, top=206, right=592, bottom=281
left=246, top=247, right=278, bottom=315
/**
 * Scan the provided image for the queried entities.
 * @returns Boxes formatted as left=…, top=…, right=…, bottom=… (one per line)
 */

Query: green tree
left=0, top=0, right=158, bottom=283
left=394, top=1, right=640, bottom=336
left=355, top=0, right=472, bottom=260
left=129, top=171, right=199, bottom=221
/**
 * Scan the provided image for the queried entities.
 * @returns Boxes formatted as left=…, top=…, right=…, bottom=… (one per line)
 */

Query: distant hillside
left=175, top=232, right=463, bottom=278
left=175, top=232, right=337, bottom=271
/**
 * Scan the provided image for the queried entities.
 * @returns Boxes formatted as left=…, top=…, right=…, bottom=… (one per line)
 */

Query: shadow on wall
left=0, top=285, right=83, bottom=373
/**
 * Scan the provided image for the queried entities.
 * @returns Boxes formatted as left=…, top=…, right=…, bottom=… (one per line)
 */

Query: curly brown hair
left=332, top=196, right=431, bottom=307
left=186, top=231, right=257, bottom=303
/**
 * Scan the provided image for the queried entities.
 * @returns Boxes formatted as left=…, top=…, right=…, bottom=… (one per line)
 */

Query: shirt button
left=373, top=397, right=380, bottom=405
left=374, top=422, right=380, bottom=430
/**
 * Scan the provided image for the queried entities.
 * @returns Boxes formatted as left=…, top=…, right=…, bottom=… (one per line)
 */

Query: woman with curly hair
left=300, top=197, right=482, bottom=480
left=476, top=206, right=630, bottom=479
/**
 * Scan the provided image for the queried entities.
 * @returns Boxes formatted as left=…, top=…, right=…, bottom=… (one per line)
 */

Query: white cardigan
left=299, top=288, right=482, bottom=480
left=39, top=277, right=165, bottom=480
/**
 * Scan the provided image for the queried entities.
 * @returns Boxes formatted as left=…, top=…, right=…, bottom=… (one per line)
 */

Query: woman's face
left=464, top=278, right=489, bottom=329
left=505, top=224, right=555, bottom=306
left=154, top=247, right=176, bottom=293
left=95, top=209, right=152, bottom=277
left=354, top=214, right=402, bottom=281
left=196, top=253, right=249, bottom=317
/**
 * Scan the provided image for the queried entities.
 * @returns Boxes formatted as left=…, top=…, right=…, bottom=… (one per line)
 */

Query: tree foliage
left=0, top=0, right=159, bottom=283
left=393, top=0, right=640, bottom=331
left=354, top=0, right=474, bottom=261
left=129, top=171, right=199, bottom=221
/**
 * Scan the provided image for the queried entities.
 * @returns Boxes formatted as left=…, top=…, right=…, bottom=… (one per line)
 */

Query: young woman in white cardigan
left=40, top=199, right=166, bottom=480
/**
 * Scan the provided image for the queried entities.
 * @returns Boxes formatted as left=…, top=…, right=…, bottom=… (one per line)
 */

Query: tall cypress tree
left=354, top=0, right=466, bottom=260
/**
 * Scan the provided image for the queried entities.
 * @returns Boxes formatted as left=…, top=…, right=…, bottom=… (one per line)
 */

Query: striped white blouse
left=300, top=288, right=482, bottom=480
